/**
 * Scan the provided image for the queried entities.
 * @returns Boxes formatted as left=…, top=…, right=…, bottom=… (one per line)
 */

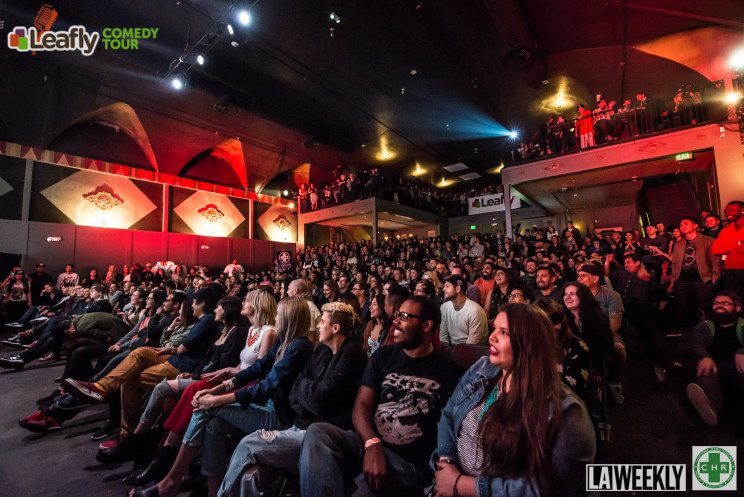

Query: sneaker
left=0, top=355, right=25, bottom=370
left=37, top=352, right=59, bottom=363
left=665, top=331, right=682, bottom=338
left=19, top=410, right=46, bottom=429
left=63, top=378, right=107, bottom=403
left=609, top=383, right=625, bottom=404
left=23, top=415, right=62, bottom=433
left=21, top=340, right=38, bottom=350
left=91, top=419, right=119, bottom=441
left=29, top=317, right=49, bottom=324
left=5, top=322, right=24, bottom=328
left=1, top=335, right=22, bottom=347
left=99, top=436, right=121, bottom=451
left=686, top=383, right=719, bottom=425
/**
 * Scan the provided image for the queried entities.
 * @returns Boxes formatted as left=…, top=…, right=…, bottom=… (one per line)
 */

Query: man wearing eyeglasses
left=687, top=291, right=744, bottom=426
left=299, top=296, right=464, bottom=497
left=439, top=275, right=488, bottom=346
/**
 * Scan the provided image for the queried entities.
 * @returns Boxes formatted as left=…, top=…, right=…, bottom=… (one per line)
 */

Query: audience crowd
left=295, top=169, right=502, bottom=217
left=512, top=84, right=710, bottom=163
left=1, top=199, right=743, bottom=497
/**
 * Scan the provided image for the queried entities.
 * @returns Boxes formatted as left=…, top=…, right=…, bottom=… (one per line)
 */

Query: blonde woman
left=132, top=296, right=314, bottom=497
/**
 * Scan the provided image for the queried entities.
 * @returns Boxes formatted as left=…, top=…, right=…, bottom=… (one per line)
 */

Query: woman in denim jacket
left=432, top=303, right=596, bottom=497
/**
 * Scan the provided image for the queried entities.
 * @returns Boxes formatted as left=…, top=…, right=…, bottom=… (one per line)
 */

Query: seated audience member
left=298, top=295, right=464, bottom=497
left=535, top=299, right=592, bottom=401
left=362, top=294, right=388, bottom=355
left=576, top=264, right=626, bottom=403
left=131, top=296, right=313, bottom=497
left=450, top=265, right=481, bottom=304
left=0, top=284, right=113, bottom=370
left=535, top=266, right=563, bottom=303
left=687, top=291, right=744, bottom=426
left=62, top=288, right=220, bottom=443
left=217, top=302, right=368, bottom=496
left=121, top=290, right=276, bottom=486
left=286, top=278, right=321, bottom=341
left=440, top=275, right=488, bottom=345
left=484, top=268, right=514, bottom=319
left=561, top=283, right=614, bottom=374
left=432, top=303, right=595, bottom=497
left=379, top=284, right=410, bottom=345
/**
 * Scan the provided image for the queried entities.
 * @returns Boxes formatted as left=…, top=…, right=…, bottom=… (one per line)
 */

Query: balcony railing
left=508, top=80, right=726, bottom=166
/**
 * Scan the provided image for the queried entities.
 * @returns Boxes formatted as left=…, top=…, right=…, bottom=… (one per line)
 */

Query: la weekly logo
left=693, top=446, right=737, bottom=491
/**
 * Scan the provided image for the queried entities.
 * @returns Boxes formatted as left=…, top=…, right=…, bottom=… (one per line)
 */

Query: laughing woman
left=432, top=303, right=595, bottom=497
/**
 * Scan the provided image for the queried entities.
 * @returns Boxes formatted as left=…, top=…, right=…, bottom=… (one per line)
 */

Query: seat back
left=452, top=344, right=489, bottom=368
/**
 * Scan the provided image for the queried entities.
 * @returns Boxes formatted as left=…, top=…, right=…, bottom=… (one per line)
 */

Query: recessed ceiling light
left=227, top=23, right=234, bottom=35
left=196, top=54, right=205, bottom=65
left=410, top=69, right=417, bottom=75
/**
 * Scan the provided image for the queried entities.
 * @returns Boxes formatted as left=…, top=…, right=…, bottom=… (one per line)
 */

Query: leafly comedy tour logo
left=693, top=446, right=737, bottom=491
left=7, top=4, right=158, bottom=56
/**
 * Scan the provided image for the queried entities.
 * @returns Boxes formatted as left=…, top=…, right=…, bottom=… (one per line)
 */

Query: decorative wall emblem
left=273, top=214, right=292, bottom=230
left=198, top=203, right=225, bottom=222
left=82, top=184, right=124, bottom=210
left=638, top=140, right=666, bottom=153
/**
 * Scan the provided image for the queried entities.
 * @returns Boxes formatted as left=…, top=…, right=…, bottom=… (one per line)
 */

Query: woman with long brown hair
left=432, top=303, right=595, bottom=497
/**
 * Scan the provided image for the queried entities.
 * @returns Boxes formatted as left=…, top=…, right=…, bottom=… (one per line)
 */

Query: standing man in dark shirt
left=299, top=296, right=464, bottom=497
left=29, top=263, right=54, bottom=305
left=217, top=302, right=368, bottom=496
left=687, top=291, right=744, bottom=425
left=668, top=217, right=721, bottom=336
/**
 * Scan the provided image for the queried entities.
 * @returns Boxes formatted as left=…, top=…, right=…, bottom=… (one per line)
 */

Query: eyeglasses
left=394, top=310, right=424, bottom=322
left=507, top=293, right=524, bottom=300
left=712, top=300, right=735, bottom=307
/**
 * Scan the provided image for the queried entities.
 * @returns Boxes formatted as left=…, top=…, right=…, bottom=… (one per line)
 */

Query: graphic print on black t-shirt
left=375, top=373, right=441, bottom=445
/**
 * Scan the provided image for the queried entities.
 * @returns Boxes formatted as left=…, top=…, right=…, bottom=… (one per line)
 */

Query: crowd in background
left=0, top=200, right=742, bottom=497
left=512, top=84, right=709, bottom=163
left=295, top=169, right=502, bottom=217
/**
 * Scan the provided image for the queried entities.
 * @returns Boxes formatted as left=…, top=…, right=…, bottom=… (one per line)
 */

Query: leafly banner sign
left=468, top=192, right=521, bottom=215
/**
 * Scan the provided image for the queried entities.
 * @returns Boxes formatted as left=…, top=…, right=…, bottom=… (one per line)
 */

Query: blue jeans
left=182, top=402, right=280, bottom=476
left=218, top=426, right=306, bottom=497
left=299, top=423, right=426, bottom=497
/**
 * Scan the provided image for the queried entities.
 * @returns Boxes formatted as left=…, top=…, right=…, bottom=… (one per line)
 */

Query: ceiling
left=317, top=211, right=435, bottom=231
left=515, top=149, right=714, bottom=213
left=0, top=0, right=741, bottom=191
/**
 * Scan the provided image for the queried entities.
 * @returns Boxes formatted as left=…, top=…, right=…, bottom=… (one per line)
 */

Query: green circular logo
left=694, top=447, right=736, bottom=489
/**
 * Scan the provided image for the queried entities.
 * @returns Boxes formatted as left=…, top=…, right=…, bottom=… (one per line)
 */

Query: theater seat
left=452, top=344, right=489, bottom=368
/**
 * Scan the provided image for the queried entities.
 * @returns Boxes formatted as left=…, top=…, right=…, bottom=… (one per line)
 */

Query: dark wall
left=23, top=222, right=294, bottom=276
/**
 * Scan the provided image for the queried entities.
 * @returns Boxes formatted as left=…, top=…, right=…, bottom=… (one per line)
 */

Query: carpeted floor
left=0, top=326, right=741, bottom=496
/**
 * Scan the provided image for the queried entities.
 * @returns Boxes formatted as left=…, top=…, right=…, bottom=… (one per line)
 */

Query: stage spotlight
left=329, top=12, right=341, bottom=23
left=170, top=75, right=185, bottom=90
left=729, top=48, right=744, bottom=70
left=196, top=54, right=205, bottom=65
left=237, top=10, right=252, bottom=26
left=227, top=23, right=234, bottom=35
left=724, top=92, right=742, bottom=105
left=508, top=130, right=519, bottom=139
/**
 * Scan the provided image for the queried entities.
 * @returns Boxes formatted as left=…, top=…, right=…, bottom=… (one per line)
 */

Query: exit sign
left=675, top=152, right=693, bottom=161
left=470, top=225, right=476, bottom=230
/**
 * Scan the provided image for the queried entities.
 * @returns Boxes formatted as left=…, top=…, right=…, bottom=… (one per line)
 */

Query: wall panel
left=26, top=222, right=77, bottom=276
left=197, top=236, right=231, bottom=271
left=74, top=226, right=132, bottom=274
left=252, top=240, right=273, bottom=271
left=167, top=233, right=197, bottom=266
left=132, top=231, right=168, bottom=266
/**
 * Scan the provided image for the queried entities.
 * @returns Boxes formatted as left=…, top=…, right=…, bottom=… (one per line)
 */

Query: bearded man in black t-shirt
left=299, top=295, right=464, bottom=497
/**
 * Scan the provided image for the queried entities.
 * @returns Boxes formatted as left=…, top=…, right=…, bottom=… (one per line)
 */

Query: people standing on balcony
left=592, top=99, right=614, bottom=143
left=576, top=104, right=595, bottom=149
left=308, top=184, right=318, bottom=211
left=298, top=183, right=308, bottom=213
